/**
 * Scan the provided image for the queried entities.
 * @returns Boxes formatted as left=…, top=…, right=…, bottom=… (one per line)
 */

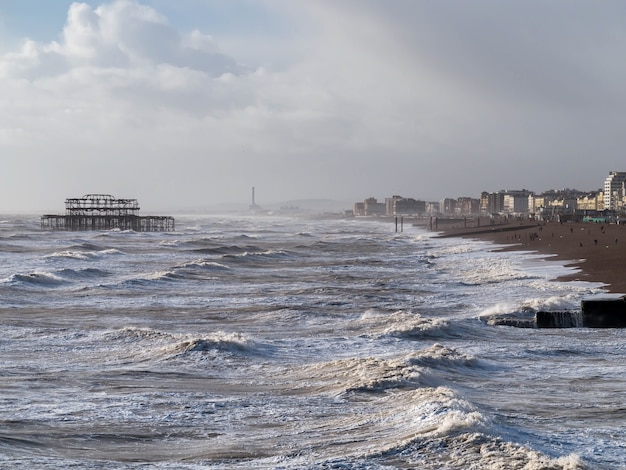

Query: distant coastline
left=433, top=218, right=626, bottom=294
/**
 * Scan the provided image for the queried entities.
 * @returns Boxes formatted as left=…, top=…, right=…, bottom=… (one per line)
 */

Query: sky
left=1, top=0, right=626, bottom=212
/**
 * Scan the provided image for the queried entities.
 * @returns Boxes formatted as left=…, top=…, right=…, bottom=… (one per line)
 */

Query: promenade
left=436, top=218, right=626, bottom=293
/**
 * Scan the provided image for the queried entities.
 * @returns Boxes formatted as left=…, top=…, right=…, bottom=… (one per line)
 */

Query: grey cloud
left=327, top=0, right=626, bottom=111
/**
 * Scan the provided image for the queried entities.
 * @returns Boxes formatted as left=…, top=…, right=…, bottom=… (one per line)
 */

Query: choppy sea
left=0, top=214, right=623, bottom=469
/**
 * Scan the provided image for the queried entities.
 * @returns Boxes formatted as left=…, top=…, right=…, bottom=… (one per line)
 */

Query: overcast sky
left=1, top=0, right=625, bottom=212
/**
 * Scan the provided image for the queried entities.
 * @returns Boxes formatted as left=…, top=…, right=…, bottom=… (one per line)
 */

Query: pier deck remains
left=41, top=194, right=175, bottom=232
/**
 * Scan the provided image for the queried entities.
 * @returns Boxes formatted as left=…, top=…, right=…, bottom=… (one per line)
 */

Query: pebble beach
left=436, top=218, right=626, bottom=293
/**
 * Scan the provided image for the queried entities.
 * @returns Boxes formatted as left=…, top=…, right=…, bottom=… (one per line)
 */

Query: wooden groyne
left=41, top=194, right=175, bottom=232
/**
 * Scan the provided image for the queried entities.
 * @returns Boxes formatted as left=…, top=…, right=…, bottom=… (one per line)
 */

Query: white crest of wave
left=158, top=239, right=181, bottom=246
left=405, top=343, right=478, bottom=370
left=99, top=248, right=124, bottom=256
left=480, top=302, right=525, bottom=317
left=4, top=271, right=66, bottom=286
left=144, top=271, right=176, bottom=281
left=395, top=432, right=585, bottom=470
left=459, top=256, right=535, bottom=286
left=404, top=388, right=485, bottom=436
left=522, top=294, right=581, bottom=312
left=102, top=327, right=257, bottom=362
left=356, top=310, right=450, bottom=338
left=46, top=250, right=94, bottom=260
left=479, top=294, right=581, bottom=322
left=169, top=332, right=254, bottom=355
left=300, top=355, right=423, bottom=395
left=176, top=260, right=230, bottom=270
left=104, top=326, right=172, bottom=343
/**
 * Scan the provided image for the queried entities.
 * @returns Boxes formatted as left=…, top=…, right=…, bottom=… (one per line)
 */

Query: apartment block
left=385, top=195, right=426, bottom=216
left=354, top=197, right=386, bottom=216
left=604, top=171, right=626, bottom=211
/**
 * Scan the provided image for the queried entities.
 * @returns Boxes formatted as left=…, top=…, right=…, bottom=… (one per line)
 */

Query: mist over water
left=0, top=214, right=620, bottom=468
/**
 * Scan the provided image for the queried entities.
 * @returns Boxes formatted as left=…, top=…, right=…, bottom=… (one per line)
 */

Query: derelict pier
left=41, top=194, right=175, bottom=232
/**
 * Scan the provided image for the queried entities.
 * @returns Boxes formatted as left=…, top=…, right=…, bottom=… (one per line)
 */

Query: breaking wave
left=3, top=271, right=67, bottom=287
left=101, top=327, right=264, bottom=363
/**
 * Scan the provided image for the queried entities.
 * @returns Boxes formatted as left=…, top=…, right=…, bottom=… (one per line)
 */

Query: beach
left=435, top=218, right=626, bottom=293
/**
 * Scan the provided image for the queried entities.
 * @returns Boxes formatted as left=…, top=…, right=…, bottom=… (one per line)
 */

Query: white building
left=603, top=171, right=626, bottom=211
left=502, top=190, right=533, bottom=214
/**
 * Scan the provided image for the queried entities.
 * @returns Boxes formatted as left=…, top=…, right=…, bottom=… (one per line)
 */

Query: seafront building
left=603, top=171, right=626, bottom=211
left=353, top=171, right=623, bottom=221
left=353, top=197, right=386, bottom=216
left=385, top=196, right=426, bottom=216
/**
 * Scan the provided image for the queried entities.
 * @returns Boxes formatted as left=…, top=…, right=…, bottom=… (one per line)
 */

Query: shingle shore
left=435, top=218, right=626, bottom=293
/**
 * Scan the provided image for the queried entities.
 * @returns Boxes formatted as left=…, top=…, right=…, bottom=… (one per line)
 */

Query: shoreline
left=433, top=218, right=626, bottom=294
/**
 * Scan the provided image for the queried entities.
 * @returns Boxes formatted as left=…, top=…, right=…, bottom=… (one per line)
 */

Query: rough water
left=0, top=214, right=623, bottom=469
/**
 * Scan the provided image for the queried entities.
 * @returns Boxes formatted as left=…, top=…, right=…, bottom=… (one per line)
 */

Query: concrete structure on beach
left=41, top=194, right=175, bottom=232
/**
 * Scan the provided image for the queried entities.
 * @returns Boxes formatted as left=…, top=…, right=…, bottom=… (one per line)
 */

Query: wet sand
left=435, top=218, right=626, bottom=293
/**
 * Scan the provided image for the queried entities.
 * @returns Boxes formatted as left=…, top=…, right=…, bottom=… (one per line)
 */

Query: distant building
left=386, top=195, right=425, bottom=216
left=531, top=189, right=601, bottom=220
left=353, top=202, right=366, bottom=216
left=503, top=190, right=533, bottom=214
left=354, top=197, right=386, bottom=216
left=440, top=198, right=456, bottom=215
left=425, top=201, right=440, bottom=215
left=479, top=192, right=490, bottom=215
left=455, top=197, right=479, bottom=215
left=577, top=191, right=603, bottom=211
left=604, top=171, right=626, bottom=211
left=486, top=192, right=505, bottom=214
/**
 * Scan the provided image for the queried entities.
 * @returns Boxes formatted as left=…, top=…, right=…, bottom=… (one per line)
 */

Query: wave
left=355, top=310, right=456, bottom=340
left=101, top=327, right=264, bottom=363
left=116, top=271, right=181, bottom=288
left=57, top=268, right=111, bottom=280
left=167, top=332, right=257, bottom=356
left=191, top=244, right=263, bottom=255
left=0, top=243, right=30, bottom=253
left=67, top=242, right=106, bottom=251
left=220, top=249, right=294, bottom=264
left=457, top=260, right=538, bottom=286
left=297, top=346, right=583, bottom=469
left=300, top=356, right=424, bottom=396
left=405, top=343, right=481, bottom=371
left=46, top=248, right=124, bottom=260
left=103, top=326, right=172, bottom=344
left=3, top=271, right=67, bottom=288
left=3, top=267, right=110, bottom=290
left=479, top=295, right=582, bottom=327
left=375, top=429, right=584, bottom=470
left=46, top=250, right=99, bottom=261
left=174, top=260, right=231, bottom=271
left=158, top=239, right=181, bottom=246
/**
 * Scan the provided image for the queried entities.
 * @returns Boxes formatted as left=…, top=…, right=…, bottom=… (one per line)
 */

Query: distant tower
left=250, top=186, right=261, bottom=211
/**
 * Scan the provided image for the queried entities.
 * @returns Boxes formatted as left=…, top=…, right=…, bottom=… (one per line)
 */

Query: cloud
left=0, top=1, right=252, bottom=131
left=2, top=0, right=626, bottom=211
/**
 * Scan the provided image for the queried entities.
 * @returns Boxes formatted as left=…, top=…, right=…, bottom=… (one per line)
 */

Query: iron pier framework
left=41, top=194, right=175, bottom=232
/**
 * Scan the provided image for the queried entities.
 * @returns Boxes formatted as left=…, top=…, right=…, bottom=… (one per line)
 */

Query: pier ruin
left=41, top=194, right=175, bottom=232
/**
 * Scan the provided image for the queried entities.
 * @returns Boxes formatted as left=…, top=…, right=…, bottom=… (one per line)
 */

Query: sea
left=0, top=213, right=624, bottom=469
